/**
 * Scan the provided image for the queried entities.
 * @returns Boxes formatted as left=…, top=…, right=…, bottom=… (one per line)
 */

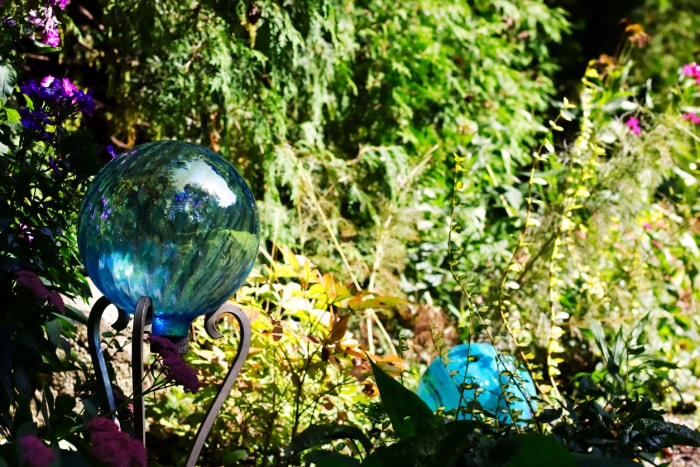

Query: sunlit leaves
left=0, top=63, right=16, bottom=104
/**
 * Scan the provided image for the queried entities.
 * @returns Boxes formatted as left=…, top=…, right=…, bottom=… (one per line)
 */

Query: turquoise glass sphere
left=78, top=141, right=259, bottom=337
left=416, top=343, right=537, bottom=424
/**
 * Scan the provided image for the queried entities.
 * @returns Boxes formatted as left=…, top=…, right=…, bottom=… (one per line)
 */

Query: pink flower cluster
left=625, top=116, right=641, bottom=135
left=681, top=63, right=700, bottom=126
left=683, top=62, right=700, bottom=84
left=149, top=336, right=200, bottom=393
left=87, top=417, right=147, bottom=467
left=19, top=435, right=56, bottom=467
left=682, top=112, right=700, bottom=124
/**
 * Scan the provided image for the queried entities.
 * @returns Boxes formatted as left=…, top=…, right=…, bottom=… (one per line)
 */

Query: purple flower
left=27, top=6, right=61, bottom=47
left=91, top=435, right=147, bottom=467
left=27, top=9, right=43, bottom=27
left=19, top=75, right=95, bottom=138
left=47, top=155, right=63, bottom=177
left=87, top=417, right=147, bottom=467
left=39, top=75, right=62, bottom=99
left=164, top=357, right=200, bottom=393
left=19, top=79, right=39, bottom=96
left=682, top=112, right=700, bottom=124
left=149, top=335, right=181, bottom=356
left=98, top=145, right=118, bottom=163
left=149, top=336, right=200, bottom=393
left=19, top=108, right=55, bottom=141
left=75, top=88, right=95, bottom=115
left=20, top=107, right=51, bottom=129
left=625, top=116, right=641, bottom=135
left=14, top=270, right=65, bottom=312
left=19, top=435, right=56, bottom=467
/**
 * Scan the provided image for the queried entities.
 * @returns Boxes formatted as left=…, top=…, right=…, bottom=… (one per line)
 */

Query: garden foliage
left=2, top=0, right=700, bottom=466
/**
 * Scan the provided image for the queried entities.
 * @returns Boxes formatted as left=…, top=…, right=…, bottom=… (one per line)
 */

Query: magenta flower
left=50, top=0, right=69, bottom=9
left=682, top=112, right=700, bottom=124
left=625, top=116, right=641, bottom=135
left=149, top=336, right=200, bottom=393
left=18, top=222, right=34, bottom=242
left=682, top=62, right=698, bottom=77
left=683, top=62, right=700, bottom=84
left=87, top=417, right=147, bottom=467
left=19, top=435, right=56, bottom=467
left=27, top=6, right=61, bottom=47
left=61, top=77, right=78, bottom=96
left=42, top=27, right=60, bottom=47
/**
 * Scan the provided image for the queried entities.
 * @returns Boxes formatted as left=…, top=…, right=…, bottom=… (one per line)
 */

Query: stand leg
left=186, top=304, right=251, bottom=467
left=88, top=296, right=129, bottom=421
left=89, top=296, right=250, bottom=464
left=132, top=297, right=153, bottom=447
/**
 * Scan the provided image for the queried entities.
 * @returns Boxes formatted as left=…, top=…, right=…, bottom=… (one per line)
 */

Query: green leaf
left=15, top=421, right=38, bottom=439
left=4, top=107, right=19, bottom=123
left=585, top=320, right=610, bottom=363
left=58, top=450, right=91, bottom=467
left=628, top=418, right=700, bottom=452
left=286, top=423, right=372, bottom=457
left=369, top=359, right=442, bottom=440
left=222, top=449, right=249, bottom=464
left=505, top=434, right=576, bottom=467
left=362, top=420, right=481, bottom=467
left=0, top=63, right=16, bottom=104
left=45, top=319, right=62, bottom=348
left=81, top=399, right=98, bottom=418
left=305, top=450, right=361, bottom=467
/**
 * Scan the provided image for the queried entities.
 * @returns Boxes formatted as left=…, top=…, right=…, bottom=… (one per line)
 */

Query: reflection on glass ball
left=416, top=343, right=537, bottom=424
left=78, top=141, right=259, bottom=337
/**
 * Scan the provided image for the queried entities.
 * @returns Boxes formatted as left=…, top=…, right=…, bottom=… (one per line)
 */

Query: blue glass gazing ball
left=416, top=343, right=537, bottom=424
left=77, top=141, right=260, bottom=337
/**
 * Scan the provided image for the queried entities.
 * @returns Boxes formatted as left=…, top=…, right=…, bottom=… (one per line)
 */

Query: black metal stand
left=87, top=296, right=251, bottom=466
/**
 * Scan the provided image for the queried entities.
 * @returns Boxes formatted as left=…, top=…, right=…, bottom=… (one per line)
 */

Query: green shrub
left=147, top=246, right=405, bottom=465
left=62, top=0, right=569, bottom=306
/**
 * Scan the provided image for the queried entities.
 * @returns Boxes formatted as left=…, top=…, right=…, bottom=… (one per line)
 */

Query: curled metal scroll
left=89, top=297, right=249, bottom=464
left=186, top=304, right=251, bottom=467
left=87, top=296, right=130, bottom=421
